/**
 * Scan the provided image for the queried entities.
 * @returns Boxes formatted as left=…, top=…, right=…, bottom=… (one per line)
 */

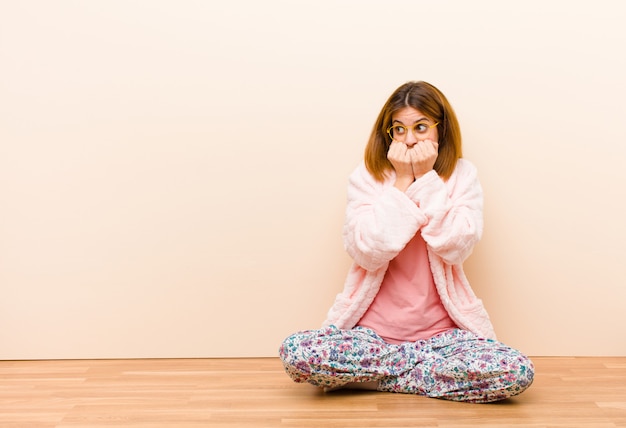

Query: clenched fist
left=388, top=139, right=439, bottom=191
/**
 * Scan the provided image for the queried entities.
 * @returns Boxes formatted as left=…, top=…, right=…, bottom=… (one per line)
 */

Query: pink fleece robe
left=322, top=159, right=496, bottom=340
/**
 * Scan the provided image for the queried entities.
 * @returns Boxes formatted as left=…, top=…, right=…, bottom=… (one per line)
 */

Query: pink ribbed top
left=357, top=232, right=457, bottom=344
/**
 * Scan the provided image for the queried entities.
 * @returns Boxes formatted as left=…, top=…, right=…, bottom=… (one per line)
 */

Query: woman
left=279, top=81, right=534, bottom=403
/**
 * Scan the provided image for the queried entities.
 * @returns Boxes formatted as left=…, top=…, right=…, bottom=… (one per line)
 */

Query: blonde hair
left=364, top=81, right=463, bottom=181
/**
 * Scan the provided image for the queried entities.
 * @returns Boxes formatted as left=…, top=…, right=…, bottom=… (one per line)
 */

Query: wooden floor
left=1, top=357, right=625, bottom=427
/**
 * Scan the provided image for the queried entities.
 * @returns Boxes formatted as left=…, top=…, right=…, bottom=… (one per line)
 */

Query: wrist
left=394, top=175, right=414, bottom=192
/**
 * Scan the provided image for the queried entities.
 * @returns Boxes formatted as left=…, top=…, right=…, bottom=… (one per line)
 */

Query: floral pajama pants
left=279, top=326, right=534, bottom=403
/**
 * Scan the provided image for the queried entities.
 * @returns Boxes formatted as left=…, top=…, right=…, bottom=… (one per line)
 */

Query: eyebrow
left=392, top=117, right=429, bottom=124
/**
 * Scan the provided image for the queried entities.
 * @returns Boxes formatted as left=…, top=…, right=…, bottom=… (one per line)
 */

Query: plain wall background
left=1, top=0, right=625, bottom=359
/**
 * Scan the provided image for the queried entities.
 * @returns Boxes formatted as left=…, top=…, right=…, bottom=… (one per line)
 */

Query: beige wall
left=1, top=0, right=625, bottom=359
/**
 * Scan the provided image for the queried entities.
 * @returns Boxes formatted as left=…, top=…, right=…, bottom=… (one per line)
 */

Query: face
left=389, top=106, right=438, bottom=147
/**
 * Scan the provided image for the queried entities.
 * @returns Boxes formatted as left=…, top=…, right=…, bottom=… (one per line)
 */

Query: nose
left=403, top=131, right=418, bottom=147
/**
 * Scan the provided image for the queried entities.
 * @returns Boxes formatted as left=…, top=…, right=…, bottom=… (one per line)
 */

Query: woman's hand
left=387, top=141, right=415, bottom=191
left=409, top=139, right=439, bottom=179
left=388, top=139, right=439, bottom=191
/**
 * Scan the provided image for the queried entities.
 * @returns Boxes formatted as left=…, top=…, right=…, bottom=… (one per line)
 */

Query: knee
left=514, top=354, right=535, bottom=390
left=278, top=333, right=301, bottom=365
left=279, top=326, right=338, bottom=360
left=278, top=329, right=319, bottom=368
left=496, top=353, right=534, bottom=401
left=278, top=331, right=322, bottom=383
left=469, top=348, right=535, bottom=402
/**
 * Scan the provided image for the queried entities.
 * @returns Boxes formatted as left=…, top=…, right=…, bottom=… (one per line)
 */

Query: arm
left=342, top=164, right=428, bottom=272
left=405, top=159, right=483, bottom=265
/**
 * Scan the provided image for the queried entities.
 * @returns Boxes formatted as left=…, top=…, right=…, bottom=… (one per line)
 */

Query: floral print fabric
left=279, top=326, right=534, bottom=403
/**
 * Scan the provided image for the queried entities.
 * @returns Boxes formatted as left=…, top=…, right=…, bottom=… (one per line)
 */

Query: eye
left=392, top=125, right=406, bottom=135
left=414, top=123, right=430, bottom=133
